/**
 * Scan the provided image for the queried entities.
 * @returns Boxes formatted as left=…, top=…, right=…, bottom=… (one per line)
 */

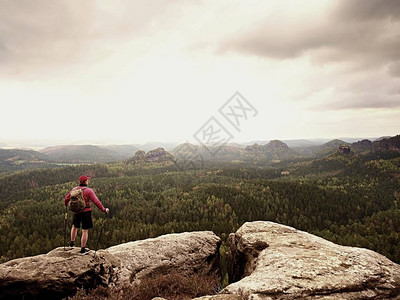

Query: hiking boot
left=79, top=247, right=90, bottom=255
left=69, top=241, right=75, bottom=250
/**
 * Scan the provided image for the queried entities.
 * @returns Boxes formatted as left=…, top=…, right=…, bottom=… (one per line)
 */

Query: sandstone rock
left=145, top=147, right=174, bottom=162
left=126, top=148, right=174, bottom=165
left=0, top=247, right=119, bottom=300
left=223, top=221, right=400, bottom=299
left=338, top=144, right=351, bottom=154
left=107, top=231, right=221, bottom=286
left=193, top=294, right=243, bottom=300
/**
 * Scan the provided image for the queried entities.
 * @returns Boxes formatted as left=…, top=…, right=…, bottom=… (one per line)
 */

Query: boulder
left=0, top=247, right=119, bottom=300
left=223, top=221, right=400, bottom=299
left=107, top=231, right=221, bottom=286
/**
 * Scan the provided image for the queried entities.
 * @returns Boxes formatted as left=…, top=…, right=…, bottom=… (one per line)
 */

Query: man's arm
left=87, top=189, right=108, bottom=213
left=64, top=192, right=71, bottom=206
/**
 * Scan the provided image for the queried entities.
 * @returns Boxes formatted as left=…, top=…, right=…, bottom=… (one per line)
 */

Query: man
left=64, top=175, right=109, bottom=255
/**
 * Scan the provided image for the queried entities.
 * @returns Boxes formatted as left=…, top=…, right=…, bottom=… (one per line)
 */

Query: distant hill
left=172, top=143, right=241, bottom=162
left=244, top=143, right=264, bottom=155
left=40, top=145, right=123, bottom=163
left=373, top=136, right=392, bottom=142
left=337, top=137, right=374, bottom=143
left=173, top=140, right=300, bottom=162
left=140, top=142, right=181, bottom=151
left=2, top=135, right=398, bottom=168
left=374, top=135, right=400, bottom=152
left=244, top=140, right=269, bottom=146
left=243, top=139, right=323, bottom=147
left=299, top=139, right=350, bottom=157
left=100, top=145, right=139, bottom=159
left=305, top=136, right=400, bottom=157
left=265, top=140, right=292, bottom=152
left=321, top=139, right=349, bottom=149
left=244, top=140, right=298, bottom=160
left=328, top=135, right=400, bottom=155
left=0, top=148, right=48, bottom=162
left=173, top=140, right=298, bottom=162
left=351, top=139, right=373, bottom=153
left=283, top=139, right=322, bottom=148
left=0, top=148, right=50, bottom=173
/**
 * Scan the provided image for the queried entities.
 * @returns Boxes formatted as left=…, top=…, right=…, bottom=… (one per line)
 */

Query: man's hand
left=105, top=208, right=110, bottom=214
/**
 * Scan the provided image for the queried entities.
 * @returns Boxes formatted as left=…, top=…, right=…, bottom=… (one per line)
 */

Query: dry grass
left=67, top=270, right=220, bottom=300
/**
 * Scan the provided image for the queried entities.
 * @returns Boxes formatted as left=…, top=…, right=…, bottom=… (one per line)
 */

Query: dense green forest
left=0, top=147, right=399, bottom=284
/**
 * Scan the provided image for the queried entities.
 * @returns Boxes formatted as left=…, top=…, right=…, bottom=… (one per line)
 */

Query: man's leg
left=81, top=229, right=89, bottom=248
left=71, top=213, right=82, bottom=248
left=70, top=225, right=78, bottom=246
left=80, top=211, right=93, bottom=254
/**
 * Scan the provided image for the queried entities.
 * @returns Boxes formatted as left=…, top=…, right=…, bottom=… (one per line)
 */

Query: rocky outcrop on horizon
left=222, top=221, right=400, bottom=299
left=126, top=147, right=175, bottom=165
left=338, top=144, right=351, bottom=154
left=145, top=147, right=174, bottom=163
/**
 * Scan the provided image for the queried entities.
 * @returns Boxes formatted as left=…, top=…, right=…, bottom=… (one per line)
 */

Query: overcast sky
left=0, top=0, right=399, bottom=145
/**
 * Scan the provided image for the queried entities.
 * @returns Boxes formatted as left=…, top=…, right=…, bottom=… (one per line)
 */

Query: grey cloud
left=310, top=75, right=400, bottom=110
left=0, top=0, right=182, bottom=78
left=388, top=61, right=400, bottom=77
left=333, top=0, right=400, bottom=21
left=219, top=0, right=400, bottom=65
left=217, top=0, right=400, bottom=111
left=219, top=20, right=395, bottom=62
left=0, top=1, right=94, bottom=65
left=317, top=94, right=400, bottom=110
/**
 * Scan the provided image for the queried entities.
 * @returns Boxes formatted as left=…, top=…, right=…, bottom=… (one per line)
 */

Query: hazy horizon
left=0, top=135, right=393, bottom=150
left=1, top=1, right=399, bottom=144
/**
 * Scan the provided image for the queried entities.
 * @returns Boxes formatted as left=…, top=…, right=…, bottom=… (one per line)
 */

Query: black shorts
left=73, top=211, right=93, bottom=230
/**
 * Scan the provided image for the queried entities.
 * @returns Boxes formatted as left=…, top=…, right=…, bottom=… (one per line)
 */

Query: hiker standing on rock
left=64, top=175, right=109, bottom=255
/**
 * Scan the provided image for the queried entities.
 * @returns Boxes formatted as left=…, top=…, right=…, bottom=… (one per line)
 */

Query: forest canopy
left=0, top=144, right=399, bottom=281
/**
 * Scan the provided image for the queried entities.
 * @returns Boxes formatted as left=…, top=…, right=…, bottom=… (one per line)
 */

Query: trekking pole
left=94, top=212, right=108, bottom=257
left=63, top=205, right=68, bottom=251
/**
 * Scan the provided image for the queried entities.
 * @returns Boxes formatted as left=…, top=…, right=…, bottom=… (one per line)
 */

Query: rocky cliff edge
left=1, top=222, right=400, bottom=299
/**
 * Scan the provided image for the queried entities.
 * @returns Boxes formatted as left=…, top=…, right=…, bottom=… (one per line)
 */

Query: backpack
left=69, top=187, right=88, bottom=213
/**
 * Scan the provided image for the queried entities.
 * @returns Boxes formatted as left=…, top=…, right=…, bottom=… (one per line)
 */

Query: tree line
left=0, top=152, right=399, bottom=268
